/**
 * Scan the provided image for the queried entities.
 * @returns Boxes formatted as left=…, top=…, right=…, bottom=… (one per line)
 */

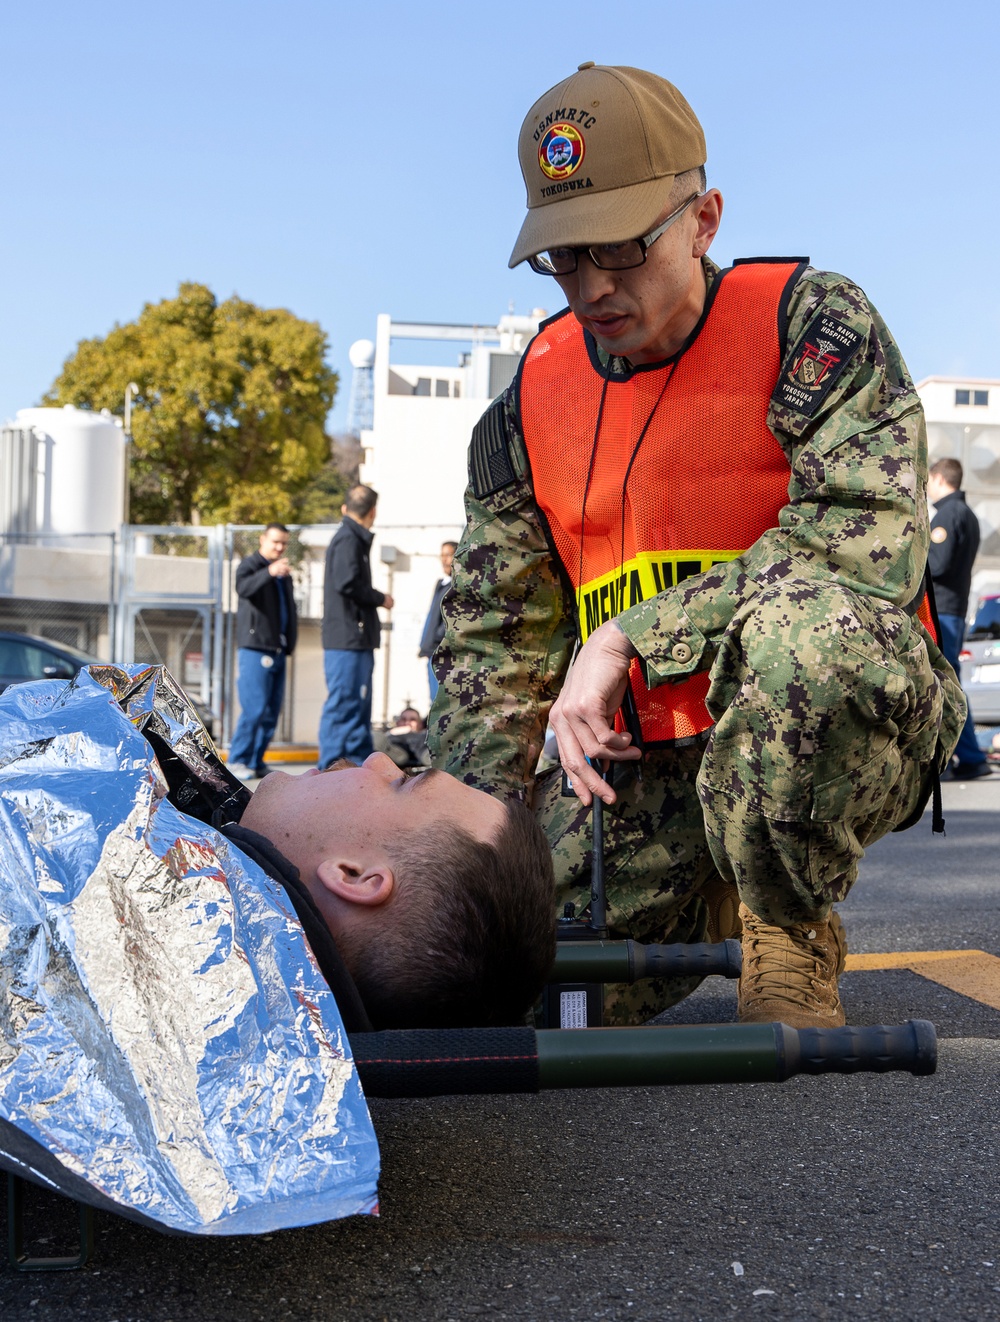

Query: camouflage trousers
left=535, top=579, right=966, bottom=1024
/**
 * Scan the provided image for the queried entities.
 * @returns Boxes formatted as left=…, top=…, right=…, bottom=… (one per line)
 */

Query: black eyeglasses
left=527, top=193, right=703, bottom=276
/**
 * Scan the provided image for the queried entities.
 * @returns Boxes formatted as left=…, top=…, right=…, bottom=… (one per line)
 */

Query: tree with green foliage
left=43, top=283, right=338, bottom=526
left=294, top=459, right=349, bottom=525
left=294, top=434, right=362, bottom=523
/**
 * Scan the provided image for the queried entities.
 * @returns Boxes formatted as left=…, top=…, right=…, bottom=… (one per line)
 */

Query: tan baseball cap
left=509, top=63, right=706, bottom=269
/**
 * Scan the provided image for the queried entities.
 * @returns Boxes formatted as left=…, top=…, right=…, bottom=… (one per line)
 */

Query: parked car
left=959, top=596, right=1000, bottom=725
left=0, top=631, right=101, bottom=693
left=0, top=630, right=216, bottom=735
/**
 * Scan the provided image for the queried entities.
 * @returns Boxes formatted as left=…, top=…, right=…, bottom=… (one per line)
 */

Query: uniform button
left=577, top=60, right=596, bottom=70
left=671, top=642, right=693, bottom=664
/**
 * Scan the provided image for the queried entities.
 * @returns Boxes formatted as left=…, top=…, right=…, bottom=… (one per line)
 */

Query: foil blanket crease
left=0, top=663, right=380, bottom=1234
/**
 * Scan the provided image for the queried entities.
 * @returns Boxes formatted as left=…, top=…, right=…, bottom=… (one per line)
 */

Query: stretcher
left=0, top=666, right=935, bottom=1271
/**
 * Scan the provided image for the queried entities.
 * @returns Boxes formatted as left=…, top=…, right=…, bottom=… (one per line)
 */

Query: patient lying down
left=237, top=754, right=555, bottom=1030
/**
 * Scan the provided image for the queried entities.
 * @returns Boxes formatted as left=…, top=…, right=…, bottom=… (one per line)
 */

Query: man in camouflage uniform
left=428, top=64, right=965, bottom=1027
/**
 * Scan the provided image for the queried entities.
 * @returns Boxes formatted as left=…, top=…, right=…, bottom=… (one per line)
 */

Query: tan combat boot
left=737, top=902, right=847, bottom=1028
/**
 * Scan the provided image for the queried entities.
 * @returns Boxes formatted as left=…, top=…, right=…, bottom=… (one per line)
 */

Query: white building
left=357, top=310, right=545, bottom=723
left=917, top=376, right=1000, bottom=608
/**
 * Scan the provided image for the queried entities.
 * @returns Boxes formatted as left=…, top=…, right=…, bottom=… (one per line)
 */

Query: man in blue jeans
left=319, top=485, right=393, bottom=769
left=928, top=458, right=992, bottom=780
left=228, top=523, right=297, bottom=780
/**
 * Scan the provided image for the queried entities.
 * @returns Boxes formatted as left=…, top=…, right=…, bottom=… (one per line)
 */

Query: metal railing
left=114, top=525, right=227, bottom=734
left=1, top=524, right=321, bottom=752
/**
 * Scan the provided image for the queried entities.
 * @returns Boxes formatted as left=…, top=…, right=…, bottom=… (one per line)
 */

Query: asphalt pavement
left=2, top=776, right=999, bottom=1321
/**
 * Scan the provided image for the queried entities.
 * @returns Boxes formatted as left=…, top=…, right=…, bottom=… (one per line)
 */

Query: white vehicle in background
left=960, top=595, right=1000, bottom=725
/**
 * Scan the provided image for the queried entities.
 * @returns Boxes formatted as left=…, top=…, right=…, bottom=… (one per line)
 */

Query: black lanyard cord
left=575, top=372, right=611, bottom=633
left=617, top=362, right=677, bottom=577
left=576, top=362, right=678, bottom=631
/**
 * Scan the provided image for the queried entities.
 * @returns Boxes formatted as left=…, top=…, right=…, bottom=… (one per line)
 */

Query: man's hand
left=382, top=593, right=395, bottom=610
left=268, top=557, right=291, bottom=577
left=549, top=621, right=641, bottom=806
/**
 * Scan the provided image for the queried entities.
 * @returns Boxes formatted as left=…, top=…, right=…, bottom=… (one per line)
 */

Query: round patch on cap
left=930, top=526, right=948, bottom=543
left=538, top=122, right=585, bottom=181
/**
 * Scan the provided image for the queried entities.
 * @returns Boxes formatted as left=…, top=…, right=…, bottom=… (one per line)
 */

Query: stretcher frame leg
left=7, top=1174, right=95, bottom=1271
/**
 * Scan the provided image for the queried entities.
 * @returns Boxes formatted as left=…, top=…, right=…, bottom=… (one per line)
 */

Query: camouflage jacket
left=428, top=259, right=928, bottom=801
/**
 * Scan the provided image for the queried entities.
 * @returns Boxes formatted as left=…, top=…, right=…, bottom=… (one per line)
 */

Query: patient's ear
left=315, top=859, right=395, bottom=907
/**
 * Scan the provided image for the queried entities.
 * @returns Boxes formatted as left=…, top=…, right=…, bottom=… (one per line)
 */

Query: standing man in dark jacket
left=228, top=523, right=298, bottom=781
left=418, top=540, right=457, bottom=703
left=927, top=458, right=991, bottom=779
left=319, top=485, right=393, bottom=769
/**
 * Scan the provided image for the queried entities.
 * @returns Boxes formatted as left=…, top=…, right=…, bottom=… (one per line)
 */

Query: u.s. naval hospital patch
left=774, top=312, right=864, bottom=418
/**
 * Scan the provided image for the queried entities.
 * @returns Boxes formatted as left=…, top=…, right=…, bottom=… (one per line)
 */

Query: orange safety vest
left=519, top=259, right=803, bottom=745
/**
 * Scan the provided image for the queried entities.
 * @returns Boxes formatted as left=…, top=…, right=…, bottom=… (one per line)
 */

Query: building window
left=453, top=381, right=461, bottom=399
left=955, top=388, right=990, bottom=406
left=415, top=378, right=431, bottom=396
left=435, top=380, right=449, bottom=397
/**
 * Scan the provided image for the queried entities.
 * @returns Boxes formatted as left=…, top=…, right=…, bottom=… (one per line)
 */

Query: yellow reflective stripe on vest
left=578, top=550, right=744, bottom=640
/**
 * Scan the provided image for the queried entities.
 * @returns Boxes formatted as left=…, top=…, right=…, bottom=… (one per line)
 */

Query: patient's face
left=240, top=752, right=506, bottom=866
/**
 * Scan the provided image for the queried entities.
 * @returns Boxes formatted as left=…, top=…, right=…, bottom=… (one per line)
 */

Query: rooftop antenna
left=347, top=339, right=375, bottom=434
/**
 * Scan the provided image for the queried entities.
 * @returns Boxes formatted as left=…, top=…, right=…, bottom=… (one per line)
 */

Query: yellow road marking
left=223, top=746, right=319, bottom=764
left=847, top=950, right=991, bottom=969
left=845, top=950, right=1000, bottom=1012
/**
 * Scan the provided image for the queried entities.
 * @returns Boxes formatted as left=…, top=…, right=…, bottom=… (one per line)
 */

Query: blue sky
left=2, top=0, right=997, bottom=430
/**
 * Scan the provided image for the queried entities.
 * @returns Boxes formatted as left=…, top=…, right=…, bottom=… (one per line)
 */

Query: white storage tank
left=14, top=405, right=125, bottom=536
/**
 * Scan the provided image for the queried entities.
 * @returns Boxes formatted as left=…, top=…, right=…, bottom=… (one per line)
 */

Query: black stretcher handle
left=634, top=938, right=742, bottom=981
left=550, top=938, right=741, bottom=984
left=350, top=1020, right=936, bottom=1097
left=775, top=1019, right=937, bottom=1081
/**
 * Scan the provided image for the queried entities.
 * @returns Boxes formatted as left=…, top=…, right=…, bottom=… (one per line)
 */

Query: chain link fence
left=0, top=525, right=335, bottom=756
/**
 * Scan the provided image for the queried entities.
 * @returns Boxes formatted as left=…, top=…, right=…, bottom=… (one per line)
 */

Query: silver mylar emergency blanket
left=0, top=664, right=380, bottom=1234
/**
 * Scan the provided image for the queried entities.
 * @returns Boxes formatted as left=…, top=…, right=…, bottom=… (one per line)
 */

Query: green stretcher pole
left=350, top=1020, right=937, bottom=1098
left=550, top=938, right=742, bottom=984
left=536, top=1023, right=780, bottom=1088
left=537, top=1019, right=939, bottom=1087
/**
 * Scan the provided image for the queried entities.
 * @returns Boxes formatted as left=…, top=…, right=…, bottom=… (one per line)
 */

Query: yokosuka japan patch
left=774, top=311, right=864, bottom=417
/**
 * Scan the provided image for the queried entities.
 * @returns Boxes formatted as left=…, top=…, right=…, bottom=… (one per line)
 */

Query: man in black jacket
left=228, top=523, right=297, bottom=780
left=319, top=485, right=393, bottom=769
left=927, top=458, right=991, bottom=779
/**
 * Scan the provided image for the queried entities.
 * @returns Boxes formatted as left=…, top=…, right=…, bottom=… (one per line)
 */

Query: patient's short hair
left=342, top=802, right=555, bottom=1030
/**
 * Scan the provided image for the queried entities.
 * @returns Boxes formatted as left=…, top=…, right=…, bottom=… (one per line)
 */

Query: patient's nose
left=363, top=752, right=399, bottom=781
